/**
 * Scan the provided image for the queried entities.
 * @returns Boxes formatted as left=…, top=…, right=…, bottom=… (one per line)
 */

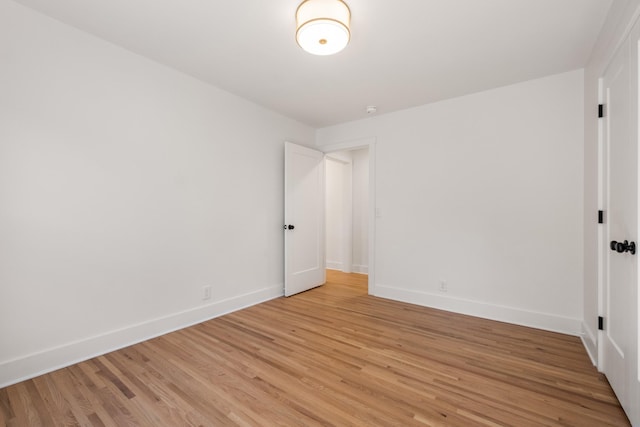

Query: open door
left=600, top=29, right=638, bottom=421
left=284, top=142, right=325, bottom=296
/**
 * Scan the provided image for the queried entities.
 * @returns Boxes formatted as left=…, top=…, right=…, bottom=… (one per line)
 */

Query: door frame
left=320, top=137, right=376, bottom=295
left=596, top=74, right=606, bottom=371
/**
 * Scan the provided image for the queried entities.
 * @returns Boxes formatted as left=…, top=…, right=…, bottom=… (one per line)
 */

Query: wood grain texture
left=0, top=270, right=630, bottom=426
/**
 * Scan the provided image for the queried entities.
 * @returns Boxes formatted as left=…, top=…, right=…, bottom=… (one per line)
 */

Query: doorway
left=321, top=138, right=376, bottom=295
left=325, top=148, right=369, bottom=276
left=284, top=139, right=375, bottom=297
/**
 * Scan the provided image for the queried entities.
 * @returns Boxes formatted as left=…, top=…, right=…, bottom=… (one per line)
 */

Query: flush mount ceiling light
left=296, top=0, right=351, bottom=56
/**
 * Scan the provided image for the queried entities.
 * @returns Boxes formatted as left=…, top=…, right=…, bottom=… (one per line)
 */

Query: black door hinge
left=598, top=104, right=604, bottom=118
left=598, top=316, right=604, bottom=331
left=598, top=210, right=604, bottom=224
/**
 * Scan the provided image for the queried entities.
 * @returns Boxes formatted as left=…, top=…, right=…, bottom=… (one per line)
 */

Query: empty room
left=1, top=0, right=640, bottom=425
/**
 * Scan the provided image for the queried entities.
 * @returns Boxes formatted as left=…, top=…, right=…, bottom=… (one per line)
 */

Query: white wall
left=317, top=70, right=585, bottom=335
left=0, top=0, right=314, bottom=387
left=325, top=156, right=346, bottom=270
left=351, top=149, right=369, bottom=273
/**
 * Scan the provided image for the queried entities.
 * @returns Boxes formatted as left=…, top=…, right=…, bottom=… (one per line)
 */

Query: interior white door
left=284, top=142, right=325, bottom=296
left=602, top=35, right=637, bottom=417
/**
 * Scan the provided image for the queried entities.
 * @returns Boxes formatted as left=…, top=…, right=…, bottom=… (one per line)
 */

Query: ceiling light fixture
left=296, top=0, right=351, bottom=56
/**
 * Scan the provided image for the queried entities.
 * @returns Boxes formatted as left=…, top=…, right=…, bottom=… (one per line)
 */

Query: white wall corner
left=0, top=285, right=283, bottom=388
left=352, top=264, right=369, bottom=274
left=326, top=261, right=344, bottom=271
left=580, top=321, right=598, bottom=366
left=375, top=284, right=582, bottom=336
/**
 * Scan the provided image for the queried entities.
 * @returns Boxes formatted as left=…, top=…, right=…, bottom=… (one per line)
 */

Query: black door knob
left=610, top=240, right=636, bottom=255
left=628, top=241, right=636, bottom=255
left=288, top=225, right=295, bottom=230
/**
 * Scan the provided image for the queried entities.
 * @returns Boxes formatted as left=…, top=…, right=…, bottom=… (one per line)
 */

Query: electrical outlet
left=203, top=285, right=212, bottom=300
left=439, top=280, right=448, bottom=293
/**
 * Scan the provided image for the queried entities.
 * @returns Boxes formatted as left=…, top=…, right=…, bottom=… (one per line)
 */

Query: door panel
left=602, top=33, right=636, bottom=417
left=284, top=142, right=325, bottom=296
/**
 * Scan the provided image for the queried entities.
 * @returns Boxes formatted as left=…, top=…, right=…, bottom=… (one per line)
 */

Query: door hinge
left=598, top=210, right=604, bottom=224
left=598, top=104, right=604, bottom=118
left=598, top=316, right=604, bottom=331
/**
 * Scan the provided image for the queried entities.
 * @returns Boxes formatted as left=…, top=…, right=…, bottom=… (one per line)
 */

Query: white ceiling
left=14, top=0, right=613, bottom=127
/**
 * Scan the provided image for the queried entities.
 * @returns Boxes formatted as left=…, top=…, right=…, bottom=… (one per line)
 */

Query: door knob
left=283, top=224, right=295, bottom=230
left=610, top=240, right=636, bottom=255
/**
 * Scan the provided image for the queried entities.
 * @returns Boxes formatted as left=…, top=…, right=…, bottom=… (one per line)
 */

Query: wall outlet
left=203, top=285, right=212, bottom=300
left=439, top=280, right=448, bottom=293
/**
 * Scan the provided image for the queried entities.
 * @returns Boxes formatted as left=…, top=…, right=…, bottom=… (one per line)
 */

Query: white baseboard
left=0, top=285, right=283, bottom=388
left=326, top=263, right=368, bottom=274
left=375, top=284, right=582, bottom=336
left=580, top=322, right=598, bottom=366
left=352, top=264, right=368, bottom=274
left=326, top=261, right=343, bottom=270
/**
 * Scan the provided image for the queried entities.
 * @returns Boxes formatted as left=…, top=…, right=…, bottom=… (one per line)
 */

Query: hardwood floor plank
left=48, top=369, right=101, bottom=427
left=0, top=388, right=14, bottom=424
left=67, top=365, right=118, bottom=427
left=0, top=271, right=630, bottom=426
left=11, top=383, right=44, bottom=427
left=31, top=375, right=79, bottom=426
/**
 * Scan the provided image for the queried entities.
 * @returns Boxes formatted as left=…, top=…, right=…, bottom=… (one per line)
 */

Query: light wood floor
left=0, top=271, right=630, bottom=426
